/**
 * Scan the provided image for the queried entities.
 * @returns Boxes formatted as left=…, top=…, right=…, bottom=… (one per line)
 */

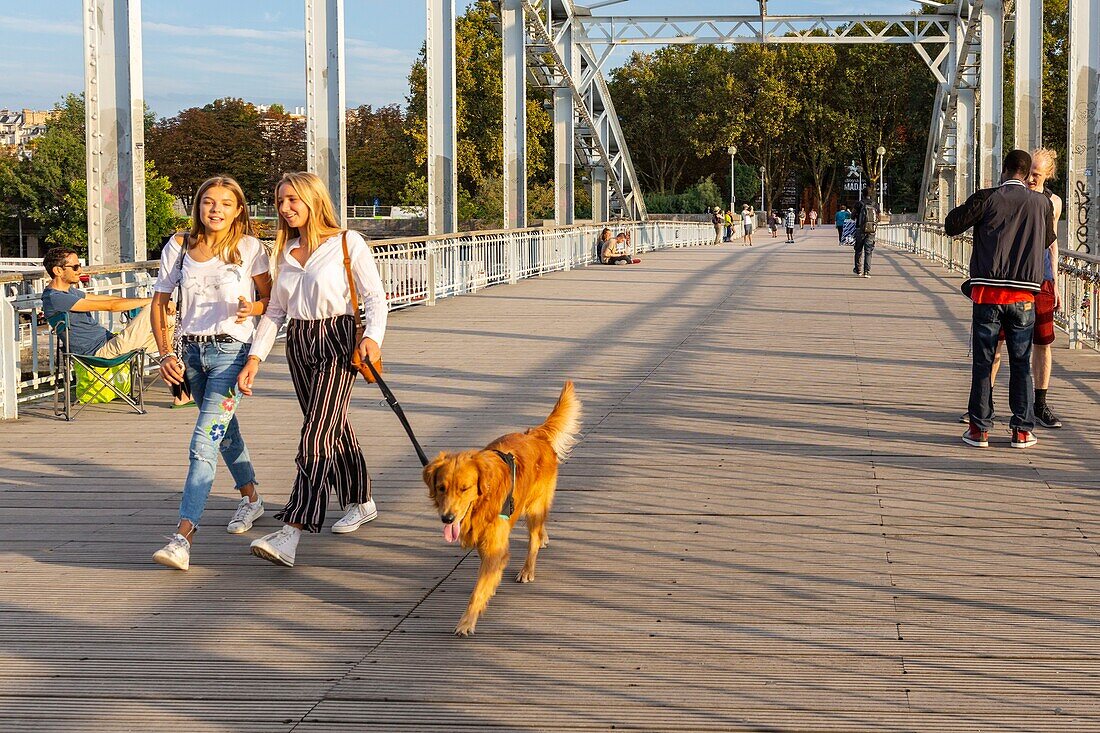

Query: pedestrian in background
left=784, top=208, right=796, bottom=243
left=741, top=204, right=755, bottom=246
left=809, top=209, right=818, bottom=229
left=835, top=206, right=850, bottom=244
left=711, top=206, right=723, bottom=245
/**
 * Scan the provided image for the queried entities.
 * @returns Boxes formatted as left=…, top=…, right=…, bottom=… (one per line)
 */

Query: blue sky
left=1, top=0, right=915, bottom=118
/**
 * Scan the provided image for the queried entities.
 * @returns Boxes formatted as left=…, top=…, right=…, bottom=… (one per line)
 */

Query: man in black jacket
left=945, top=149, right=1056, bottom=449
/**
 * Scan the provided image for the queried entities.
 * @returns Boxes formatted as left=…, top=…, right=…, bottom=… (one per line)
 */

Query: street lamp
left=727, top=145, right=737, bottom=213
left=876, top=146, right=886, bottom=214
left=759, top=165, right=766, bottom=211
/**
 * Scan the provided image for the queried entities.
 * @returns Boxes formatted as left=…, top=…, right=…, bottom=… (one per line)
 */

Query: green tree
left=347, top=104, right=416, bottom=205
left=146, top=98, right=267, bottom=206
left=609, top=45, right=741, bottom=194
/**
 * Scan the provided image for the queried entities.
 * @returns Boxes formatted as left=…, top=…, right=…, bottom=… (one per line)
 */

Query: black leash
left=364, top=359, right=430, bottom=467
left=364, top=360, right=515, bottom=518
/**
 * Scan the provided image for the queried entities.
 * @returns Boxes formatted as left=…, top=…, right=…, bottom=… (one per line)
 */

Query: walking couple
left=152, top=171, right=388, bottom=571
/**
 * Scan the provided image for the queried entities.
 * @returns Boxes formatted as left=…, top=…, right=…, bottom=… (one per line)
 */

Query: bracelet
left=158, top=353, right=178, bottom=364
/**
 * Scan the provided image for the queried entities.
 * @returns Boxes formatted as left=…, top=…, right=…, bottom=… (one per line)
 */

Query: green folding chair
left=48, top=311, right=147, bottom=420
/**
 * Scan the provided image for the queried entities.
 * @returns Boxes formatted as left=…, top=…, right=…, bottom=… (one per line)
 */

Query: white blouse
left=153, top=235, right=270, bottom=342
left=250, top=230, right=388, bottom=361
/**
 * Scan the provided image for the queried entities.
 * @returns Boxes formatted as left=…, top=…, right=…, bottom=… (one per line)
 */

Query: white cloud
left=0, top=15, right=80, bottom=36
left=143, top=21, right=302, bottom=41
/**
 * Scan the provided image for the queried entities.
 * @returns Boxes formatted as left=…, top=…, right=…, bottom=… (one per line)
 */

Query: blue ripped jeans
left=178, top=340, right=257, bottom=527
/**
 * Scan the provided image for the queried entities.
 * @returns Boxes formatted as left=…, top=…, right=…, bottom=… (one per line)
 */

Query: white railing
left=880, top=223, right=1100, bottom=351
left=1, top=220, right=713, bottom=418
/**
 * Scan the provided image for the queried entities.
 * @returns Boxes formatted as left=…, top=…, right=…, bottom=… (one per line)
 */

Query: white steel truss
left=575, top=14, right=955, bottom=46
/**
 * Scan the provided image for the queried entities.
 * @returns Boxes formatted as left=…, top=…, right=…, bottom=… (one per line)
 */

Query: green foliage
left=610, top=36, right=936, bottom=213
left=0, top=94, right=181, bottom=255
left=645, top=177, right=724, bottom=214
left=347, top=105, right=416, bottom=205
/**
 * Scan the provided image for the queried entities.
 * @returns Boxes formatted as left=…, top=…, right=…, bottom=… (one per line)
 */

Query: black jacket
left=944, top=179, right=1055, bottom=297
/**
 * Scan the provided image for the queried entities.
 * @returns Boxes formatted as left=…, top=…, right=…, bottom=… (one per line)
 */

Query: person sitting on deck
left=598, top=230, right=639, bottom=265
left=40, top=246, right=192, bottom=406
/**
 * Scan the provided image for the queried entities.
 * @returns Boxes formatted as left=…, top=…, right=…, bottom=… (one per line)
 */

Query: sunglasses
left=62, top=263, right=82, bottom=271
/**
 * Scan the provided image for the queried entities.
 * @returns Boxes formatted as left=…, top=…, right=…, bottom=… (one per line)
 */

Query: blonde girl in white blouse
left=239, top=171, right=387, bottom=568
left=150, top=176, right=272, bottom=571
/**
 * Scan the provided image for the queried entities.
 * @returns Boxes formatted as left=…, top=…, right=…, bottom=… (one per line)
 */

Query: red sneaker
left=1011, top=429, right=1037, bottom=449
left=962, top=423, right=989, bottom=448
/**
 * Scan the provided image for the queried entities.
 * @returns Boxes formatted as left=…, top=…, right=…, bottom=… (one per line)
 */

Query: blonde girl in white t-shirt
left=150, top=176, right=272, bottom=571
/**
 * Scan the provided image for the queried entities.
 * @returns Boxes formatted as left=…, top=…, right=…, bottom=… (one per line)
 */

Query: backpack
left=857, top=200, right=878, bottom=235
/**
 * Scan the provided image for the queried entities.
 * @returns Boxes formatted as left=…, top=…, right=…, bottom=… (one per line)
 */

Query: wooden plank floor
left=2, top=229, right=1099, bottom=731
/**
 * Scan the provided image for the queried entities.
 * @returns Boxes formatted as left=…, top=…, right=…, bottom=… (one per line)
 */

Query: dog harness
left=491, top=449, right=517, bottom=519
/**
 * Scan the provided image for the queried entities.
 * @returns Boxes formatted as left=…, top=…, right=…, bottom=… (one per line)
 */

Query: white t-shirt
left=154, top=234, right=270, bottom=342
left=250, top=230, right=388, bottom=362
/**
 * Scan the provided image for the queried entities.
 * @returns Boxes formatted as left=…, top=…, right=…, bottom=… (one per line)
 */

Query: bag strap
left=341, top=230, right=362, bottom=333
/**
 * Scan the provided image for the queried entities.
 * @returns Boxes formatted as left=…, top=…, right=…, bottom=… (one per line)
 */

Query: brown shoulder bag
left=341, top=231, right=383, bottom=383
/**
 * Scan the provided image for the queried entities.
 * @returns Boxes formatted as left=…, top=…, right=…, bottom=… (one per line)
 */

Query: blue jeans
left=969, top=301, right=1036, bottom=432
left=178, top=340, right=257, bottom=526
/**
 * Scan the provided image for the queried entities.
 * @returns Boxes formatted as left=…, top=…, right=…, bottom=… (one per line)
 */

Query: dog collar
left=490, top=449, right=516, bottom=519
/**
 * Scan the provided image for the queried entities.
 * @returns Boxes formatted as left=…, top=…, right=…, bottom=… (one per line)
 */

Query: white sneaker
left=153, top=534, right=191, bottom=571
left=331, top=499, right=378, bottom=534
left=250, top=525, right=299, bottom=567
left=227, top=496, right=264, bottom=534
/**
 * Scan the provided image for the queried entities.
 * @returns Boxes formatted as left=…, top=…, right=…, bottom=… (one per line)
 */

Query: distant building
left=0, top=109, right=54, bottom=156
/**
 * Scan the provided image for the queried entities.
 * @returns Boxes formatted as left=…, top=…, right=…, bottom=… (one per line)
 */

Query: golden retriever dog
left=423, top=381, right=580, bottom=636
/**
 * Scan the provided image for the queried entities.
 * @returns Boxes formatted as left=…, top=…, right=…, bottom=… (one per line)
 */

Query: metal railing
left=1, top=220, right=713, bottom=418
left=880, top=223, right=1100, bottom=350
left=249, top=205, right=396, bottom=219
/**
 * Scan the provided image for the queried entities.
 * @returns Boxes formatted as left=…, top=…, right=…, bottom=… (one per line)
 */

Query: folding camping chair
left=48, top=311, right=147, bottom=420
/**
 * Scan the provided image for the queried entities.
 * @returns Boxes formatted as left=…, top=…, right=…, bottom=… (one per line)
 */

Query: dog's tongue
left=443, top=520, right=460, bottom=544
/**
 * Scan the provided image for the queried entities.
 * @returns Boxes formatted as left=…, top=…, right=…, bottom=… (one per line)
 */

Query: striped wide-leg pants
left=276, top=315, right=371, bottom=532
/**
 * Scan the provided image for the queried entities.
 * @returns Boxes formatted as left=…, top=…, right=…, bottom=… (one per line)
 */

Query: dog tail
left=533, top=381, right=581, bottom=461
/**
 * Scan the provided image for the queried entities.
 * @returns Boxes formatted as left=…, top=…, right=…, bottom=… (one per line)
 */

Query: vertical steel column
left=590, top=167, right=608, bottom=224
left=1014, top=0, right=1043, bottom=150
left=957, top=68, right=977, bottom=205
left=551, top=6, right=575, bottom=225
left=83, top=0, right=146, bottom=265
left=1067, top=0, right=1100, bottom=253
left=979, top=0, right=1004, bottom=187
left=502, top=0, right=527, bottom=229
left=427, top=0, right=457, bottom=235
left=305, top=0, right=347, bottom=226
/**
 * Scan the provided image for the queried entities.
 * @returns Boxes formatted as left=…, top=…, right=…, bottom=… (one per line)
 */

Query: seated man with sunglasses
left=41, top=247, right=191, bottom=404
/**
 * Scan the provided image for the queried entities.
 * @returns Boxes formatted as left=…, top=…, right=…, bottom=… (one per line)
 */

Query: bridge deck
left=2, top=229, right=1099, bottom=731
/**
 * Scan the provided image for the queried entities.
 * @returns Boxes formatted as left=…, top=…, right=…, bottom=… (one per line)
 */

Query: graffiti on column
left=1074, top=175, right=1092, bottom=254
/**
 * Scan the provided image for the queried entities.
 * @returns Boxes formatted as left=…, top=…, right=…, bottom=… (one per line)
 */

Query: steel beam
left=502, top=0, right=527, bottom=229
left=82, top=0, right=145, bottom=265
left=305, top=0, right=347, bottom=226
left=427, top=0, right=458, bottom=234
left=577, top=14, right=954, bottom=46
left=1067, top=0, right=1100, bottom=253
left=1014, top=0, right=1043, bottom=150
left=978, top=0, right=1004, bottom=188
left=590, top=167, right=608, bottom=224
left=549, top=1, right=576, bottom=225
left=957, top=68, right=977, bottom=204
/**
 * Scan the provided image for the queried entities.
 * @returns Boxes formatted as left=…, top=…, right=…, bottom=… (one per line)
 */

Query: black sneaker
left=1036, top=404, right=1063, bottom=429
